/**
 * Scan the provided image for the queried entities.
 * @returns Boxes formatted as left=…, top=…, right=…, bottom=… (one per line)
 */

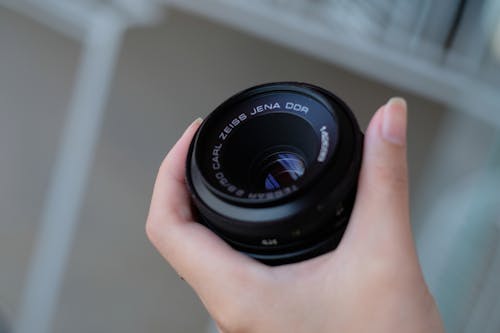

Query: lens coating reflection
left=258, top=152, right=306, bottom=191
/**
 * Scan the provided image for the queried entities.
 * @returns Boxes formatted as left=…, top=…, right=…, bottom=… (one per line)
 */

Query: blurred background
left=0, top=0, right=499, bottom=332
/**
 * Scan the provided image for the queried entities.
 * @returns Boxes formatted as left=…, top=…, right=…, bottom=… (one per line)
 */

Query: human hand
left=146, top=98, right=444, bottom=333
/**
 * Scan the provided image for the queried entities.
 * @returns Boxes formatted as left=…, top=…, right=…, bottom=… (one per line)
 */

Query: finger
left=146, top=118, right=263, bottom=303
left=343, top=97, right=413, bottom=252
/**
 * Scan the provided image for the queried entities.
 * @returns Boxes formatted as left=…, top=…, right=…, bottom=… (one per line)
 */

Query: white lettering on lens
left=318, top=126, right=329, bottom=162
left=261, top=238, right=278, bottom=246
left=214, top=172, right=244, bottom=196
left=250, top=102, right=281, bottom=115
left=285, top=102, right=309, bottom=113
left=212, top=143, right=222, bottom=170
left=218, top=113, right=247, bottom=140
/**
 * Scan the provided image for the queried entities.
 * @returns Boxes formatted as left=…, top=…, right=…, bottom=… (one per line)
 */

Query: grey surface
left=0, top=6, right=452, bottom=333
left=0, top=7, right=77, bottom=328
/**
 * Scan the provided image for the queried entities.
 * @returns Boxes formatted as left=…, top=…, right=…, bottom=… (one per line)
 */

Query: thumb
left=343, top=97, right=413, bottom=253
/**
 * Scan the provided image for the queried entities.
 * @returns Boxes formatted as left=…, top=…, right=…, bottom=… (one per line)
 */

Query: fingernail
left=382, top=97, right=407, bottom=146
left=192, top=117, right=203, bottom=127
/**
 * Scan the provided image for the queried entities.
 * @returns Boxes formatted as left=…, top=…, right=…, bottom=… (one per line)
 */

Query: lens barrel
left=186, top=82, right=363, bottom=265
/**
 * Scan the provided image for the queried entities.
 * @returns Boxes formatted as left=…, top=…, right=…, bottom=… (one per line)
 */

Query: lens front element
left=252, top=149, right=306, bottom=191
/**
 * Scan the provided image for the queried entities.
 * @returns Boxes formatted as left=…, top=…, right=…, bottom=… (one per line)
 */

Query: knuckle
left=145, top=214, right=162, bottom=246
left=212, top=297, right=263, bottom=333
left=145, top=215, right=175, bottom=262
left=214, top=311, right=251, bottom=333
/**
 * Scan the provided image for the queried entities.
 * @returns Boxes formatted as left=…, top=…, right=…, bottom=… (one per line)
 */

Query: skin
left=146, top=98, right=445, bottom=333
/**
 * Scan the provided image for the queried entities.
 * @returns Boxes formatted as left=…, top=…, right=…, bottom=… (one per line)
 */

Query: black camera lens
left=186, top=82, right=363, bottom=265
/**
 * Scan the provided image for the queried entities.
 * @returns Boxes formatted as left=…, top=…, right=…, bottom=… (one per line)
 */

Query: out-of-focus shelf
left=164, top=0, right=500, bottom=128
left=4, top=0, right=498, bottom=126
left=0, top=0, right=161, bottom=39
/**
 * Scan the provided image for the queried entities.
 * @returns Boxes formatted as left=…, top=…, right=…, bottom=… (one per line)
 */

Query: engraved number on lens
left=261, top=239, right=278, bottom=246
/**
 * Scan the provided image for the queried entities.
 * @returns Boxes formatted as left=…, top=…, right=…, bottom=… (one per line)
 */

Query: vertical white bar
left=14, top=8, right=125, bottom=333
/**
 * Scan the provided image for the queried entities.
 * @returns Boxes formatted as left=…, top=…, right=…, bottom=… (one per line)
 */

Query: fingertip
left=159, top=117, right=203, bottom=182
left=172, top=117, right=203, bottom=153
left=190, top=117, right=204, bottom=130
left=361, top=97, right=409, bottom=190
left=364, top=97, right=408, bottom=155
left=365, top=97, right=407, bottom=146
left=173, top=117, right=203, bottom=155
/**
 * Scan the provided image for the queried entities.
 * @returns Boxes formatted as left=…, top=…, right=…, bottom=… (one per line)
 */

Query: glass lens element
left=256, top=151, right=306, bottom=191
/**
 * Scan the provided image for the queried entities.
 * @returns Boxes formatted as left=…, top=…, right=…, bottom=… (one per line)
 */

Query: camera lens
left=186, top=82, right=363, bottom=265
